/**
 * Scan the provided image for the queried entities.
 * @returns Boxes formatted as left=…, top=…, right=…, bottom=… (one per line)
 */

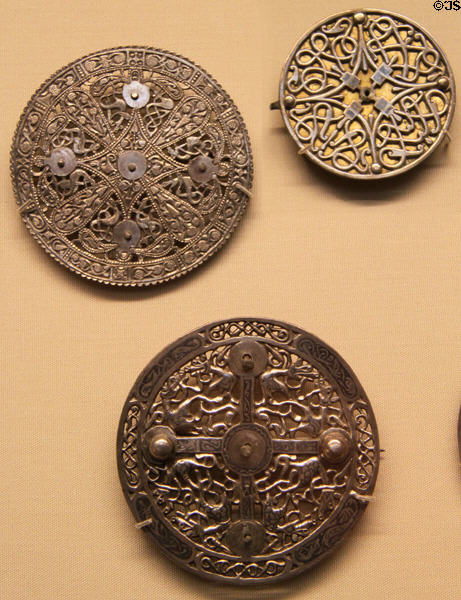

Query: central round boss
left=222, top=423, right=273, bottom=474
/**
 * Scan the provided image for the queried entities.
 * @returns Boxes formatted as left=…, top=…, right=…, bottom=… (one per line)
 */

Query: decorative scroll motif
left=279, top=10, right=455, bottom=179
left=296, top=335, right=358, bottom=400
left=197, top=553, right=289, bottom=578
left=294, top=496, right=362, bottom=563
left=117, top=319, right=379, bottom=583
left=206, top=319, right=292, bottom=344
left=138, top=334, right=204, bottom=400
left=119, top=402, right=141, bottom=492
left=11, top=47, right=252, bottom=285
left=135, top=495, right=193, bottom=560
left=351, top=400, right=378, bottom=491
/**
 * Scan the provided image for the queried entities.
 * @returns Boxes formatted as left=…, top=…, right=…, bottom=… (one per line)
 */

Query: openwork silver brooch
left=117, top=318, right=380, bottom=584
left=11, top=47, right=252, bottom=286
left=272, top=10, right=455, bottom=179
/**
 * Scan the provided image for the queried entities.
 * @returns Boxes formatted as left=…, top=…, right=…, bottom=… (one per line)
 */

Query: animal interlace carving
left=118, top=319, right=380, bottom=583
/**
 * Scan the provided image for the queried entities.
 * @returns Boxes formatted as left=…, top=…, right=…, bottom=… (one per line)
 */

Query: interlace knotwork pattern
left=11, top=47, right=252, bottom=285
left=117, top=318, right=379, bottom=583
left=279, top=10, right=455, bottom=178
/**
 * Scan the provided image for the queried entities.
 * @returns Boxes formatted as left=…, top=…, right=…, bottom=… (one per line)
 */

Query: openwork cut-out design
left=117, top=318, right=379, bottom=584
left=278, top=10, right=455, bottom=179
left=11, top=47, right=252, bottom=285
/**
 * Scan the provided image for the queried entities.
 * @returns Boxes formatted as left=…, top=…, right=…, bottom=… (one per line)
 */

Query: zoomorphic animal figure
left=274, top=454, right=327, bottom=488
left=168, top=454, right=218, bottom=490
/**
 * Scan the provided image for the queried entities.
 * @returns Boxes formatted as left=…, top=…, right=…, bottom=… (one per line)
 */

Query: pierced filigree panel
left=11, top=47, right=252, bottom=286
left=276, top=10, right=455, bottom=179
left=117, top=318, right=380, bottom=584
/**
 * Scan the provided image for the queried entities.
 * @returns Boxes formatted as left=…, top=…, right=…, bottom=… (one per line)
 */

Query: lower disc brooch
left=117, top=318, right=380, bottom=584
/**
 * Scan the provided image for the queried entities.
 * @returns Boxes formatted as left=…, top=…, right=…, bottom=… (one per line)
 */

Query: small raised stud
left=149, top=433, right=175, bottom=462
left=326, top=438, right=344, bottom=459
left=371, top=162, right=382, bottom=174
left=354, top=12, right=366, bottom=24
left=45, top=147, right=77, bottom=176
left=438, top=76, right=449, bottom=90
left=320, top=429, right=351, bottom=464
left=284, top=95, right=296, bottom=109
left=240, top=443, right=252, bottom=458
left=241, top=352, right=254, bottom=371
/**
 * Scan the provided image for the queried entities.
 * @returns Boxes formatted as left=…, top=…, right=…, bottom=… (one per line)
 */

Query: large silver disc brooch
left=11, top=47, right=252, bottom=285
left=117, top=318, right=380, bottom=584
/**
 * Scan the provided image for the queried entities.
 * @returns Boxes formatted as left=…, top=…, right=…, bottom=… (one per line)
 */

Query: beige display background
left=1, top=1, right=461, bottom=598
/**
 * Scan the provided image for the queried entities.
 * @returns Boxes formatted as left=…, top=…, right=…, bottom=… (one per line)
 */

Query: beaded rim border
left=10, top=46, right=253, bottom=287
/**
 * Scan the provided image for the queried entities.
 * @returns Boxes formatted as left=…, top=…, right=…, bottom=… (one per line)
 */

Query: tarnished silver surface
left=273, top=9, right=455, bottom=179
left=11, top=47, right=252, bottom=286
left=117, top=318, right=380, bottom=584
